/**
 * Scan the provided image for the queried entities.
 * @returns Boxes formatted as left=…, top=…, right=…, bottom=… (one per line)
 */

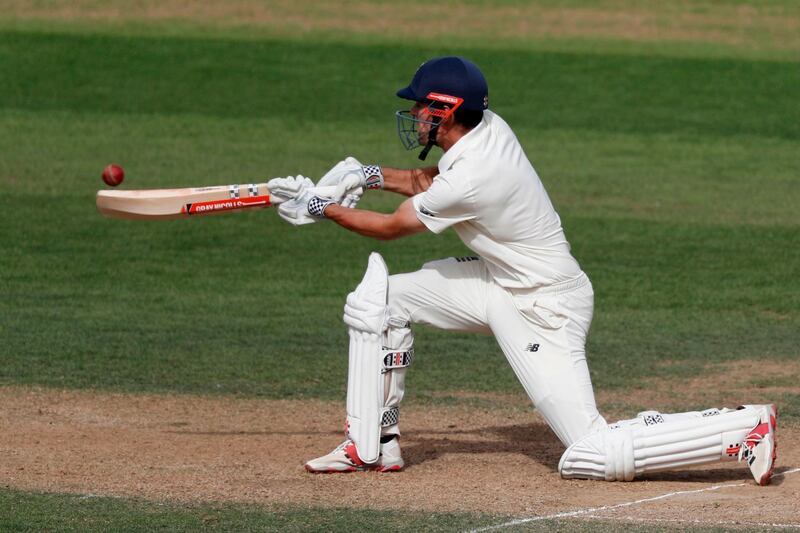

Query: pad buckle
left=382, top=348, right=414, bottom=372
left=380, top=406, right=399, bottom=427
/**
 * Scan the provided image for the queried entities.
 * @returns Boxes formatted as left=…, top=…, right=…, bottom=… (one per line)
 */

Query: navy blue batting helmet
left=396, top=56, right=489, bottom=111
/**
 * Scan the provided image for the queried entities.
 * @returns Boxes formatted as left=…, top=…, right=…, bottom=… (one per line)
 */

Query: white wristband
left=362, top=165, right=384, bottom=190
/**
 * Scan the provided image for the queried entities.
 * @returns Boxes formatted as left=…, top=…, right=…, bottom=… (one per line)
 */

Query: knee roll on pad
left=559, top=406, right=760, bottom=481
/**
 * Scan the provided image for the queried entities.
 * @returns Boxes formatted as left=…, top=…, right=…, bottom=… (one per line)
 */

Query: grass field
left=1, top=1, right=798, bottom=530
left=2, top=490, right=778, bottom=533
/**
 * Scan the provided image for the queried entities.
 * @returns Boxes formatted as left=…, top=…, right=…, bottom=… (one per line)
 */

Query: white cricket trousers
left=388, top=257, right=608, bottom=447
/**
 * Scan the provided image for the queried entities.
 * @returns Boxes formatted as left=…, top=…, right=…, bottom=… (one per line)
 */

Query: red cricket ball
left=102, top=164, right=125, bottom=187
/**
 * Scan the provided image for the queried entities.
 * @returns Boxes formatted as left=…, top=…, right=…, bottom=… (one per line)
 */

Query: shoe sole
left=758, top=404, right=777, bottom=486
left=304, top=465, right=357, bottom=474
left=304, top=464, right=403, bottom=474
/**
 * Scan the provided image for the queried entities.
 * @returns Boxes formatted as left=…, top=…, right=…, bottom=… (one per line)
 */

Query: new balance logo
left=525, top=343, right=540, bottom=352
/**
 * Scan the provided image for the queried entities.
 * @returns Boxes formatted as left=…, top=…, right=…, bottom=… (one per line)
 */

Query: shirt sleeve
left=412, top=172, right=476, bottom=234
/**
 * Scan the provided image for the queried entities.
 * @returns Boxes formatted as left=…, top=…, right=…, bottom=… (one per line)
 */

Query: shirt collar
left=437, top=111, right=491, bottom=173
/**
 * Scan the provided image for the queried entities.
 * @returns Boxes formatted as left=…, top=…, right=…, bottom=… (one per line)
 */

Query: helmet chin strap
left=418, top=117, right=442, bottom=161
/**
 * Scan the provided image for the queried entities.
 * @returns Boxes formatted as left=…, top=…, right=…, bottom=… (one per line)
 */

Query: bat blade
left=96, top=183, right=336, bottom=220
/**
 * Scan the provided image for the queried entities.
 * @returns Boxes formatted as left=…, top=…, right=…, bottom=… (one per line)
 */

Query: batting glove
left=317, top=157, right=384, bottom=209
left=267, top=175, right=314, bottom=204
left=276, top=175, right=331, bottom=225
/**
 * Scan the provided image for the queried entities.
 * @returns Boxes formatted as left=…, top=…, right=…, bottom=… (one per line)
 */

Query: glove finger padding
left=268, top=175, right=313, bottom=204
left=277, top=190, right=321, bottom=226
left=267, top=176, right=299, bottom=195
left=340, top=192, right=362, bottom=209
left=277, top=206, right=317, bottom=226
left=316, top=160, right=347, bottom=188
left=318, top=156, right=364, bottom=188
left=333, top=173, right=365, bottom=203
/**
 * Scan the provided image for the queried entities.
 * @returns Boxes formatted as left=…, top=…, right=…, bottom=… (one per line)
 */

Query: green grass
left=0, top=488, right=773, bottom=532
left=0, top=489, right=499, bottom=532
left=4, top=0, right=800, bottom=63
left=1, top=27, right=798, bottom=404
left=2, top=31, right=798, bottom=139
left=0, top=5, right=798, bottom=530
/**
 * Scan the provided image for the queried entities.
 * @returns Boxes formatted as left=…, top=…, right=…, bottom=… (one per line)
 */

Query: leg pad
left=559, top=406, right=761, bottom=481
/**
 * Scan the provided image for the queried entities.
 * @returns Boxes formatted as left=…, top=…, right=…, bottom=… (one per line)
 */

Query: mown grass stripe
left=1, top=31, right=798, bottom=140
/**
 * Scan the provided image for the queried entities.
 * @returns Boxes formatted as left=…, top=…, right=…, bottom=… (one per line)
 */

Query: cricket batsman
left=268, top=57, right=777, bottom=483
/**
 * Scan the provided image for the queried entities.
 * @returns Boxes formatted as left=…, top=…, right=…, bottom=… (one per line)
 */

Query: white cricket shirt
left=412, top=110, right=583, bottom=289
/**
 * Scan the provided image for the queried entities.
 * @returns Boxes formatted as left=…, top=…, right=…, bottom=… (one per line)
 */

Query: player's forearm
left=381, top=167, right=438, bottom=197
left=323, top=204, right=418, bottom=240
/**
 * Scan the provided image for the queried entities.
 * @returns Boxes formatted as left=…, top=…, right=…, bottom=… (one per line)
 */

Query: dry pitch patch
left=1, top=362, right=798, bottom=528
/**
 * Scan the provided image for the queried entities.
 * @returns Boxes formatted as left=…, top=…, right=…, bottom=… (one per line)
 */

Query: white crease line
left=578, top=515, right=800, bottom=529
left=469, top=467, right=800, bottom=532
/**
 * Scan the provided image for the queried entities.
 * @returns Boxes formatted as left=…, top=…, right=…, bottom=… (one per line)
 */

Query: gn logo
left=525, top=343, right=540, bottom=352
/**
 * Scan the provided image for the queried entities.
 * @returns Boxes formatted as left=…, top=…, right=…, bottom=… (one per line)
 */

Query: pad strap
left=381, top=406, right=400, bottom=427
left=382, top=348, right=414, bottom=371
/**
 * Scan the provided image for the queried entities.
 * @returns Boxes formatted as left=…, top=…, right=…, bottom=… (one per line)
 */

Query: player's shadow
left=637, top=469, right=757, bottom=483
left=401, top=421, right=563, bottom=471
left=167, top=422, right=789, bottom=485
left=401, top=422, right=771, bottom=483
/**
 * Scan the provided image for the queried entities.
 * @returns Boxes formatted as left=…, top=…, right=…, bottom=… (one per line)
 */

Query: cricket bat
left=96, top=183, right=336, bottom=220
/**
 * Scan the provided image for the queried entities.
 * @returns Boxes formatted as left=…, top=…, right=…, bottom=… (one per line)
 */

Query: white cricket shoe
left=304, top=437, right=404, bottom=473
left=739, top=404, right=778, bottom=486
